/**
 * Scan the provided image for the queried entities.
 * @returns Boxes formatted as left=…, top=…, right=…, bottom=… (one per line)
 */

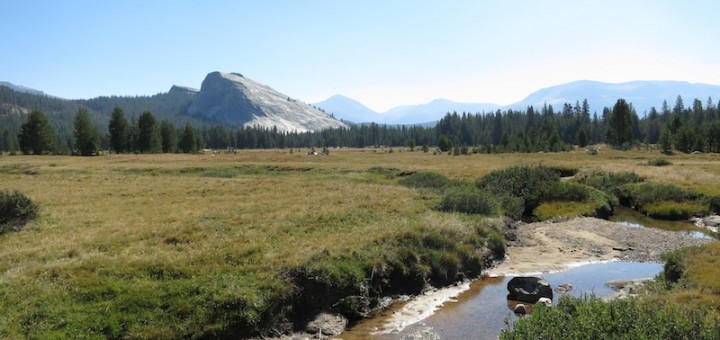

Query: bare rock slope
left=186, top=72, right=346, bottom=132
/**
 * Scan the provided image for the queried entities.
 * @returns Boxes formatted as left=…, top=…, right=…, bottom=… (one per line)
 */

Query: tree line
left=2, top=95, right=719, bottom=156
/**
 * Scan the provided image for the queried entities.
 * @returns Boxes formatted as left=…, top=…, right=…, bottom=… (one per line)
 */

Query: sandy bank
left=488, top=217, right=714, bottom=276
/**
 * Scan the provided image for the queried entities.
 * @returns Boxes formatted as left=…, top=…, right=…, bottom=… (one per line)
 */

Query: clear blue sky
left=2, top=0, right=719, bottom=111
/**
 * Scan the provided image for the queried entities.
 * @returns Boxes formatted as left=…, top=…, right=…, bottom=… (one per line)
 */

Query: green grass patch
left=648, top=158, right=673, bottom=166
left=642, top=200, right=710, bottom=219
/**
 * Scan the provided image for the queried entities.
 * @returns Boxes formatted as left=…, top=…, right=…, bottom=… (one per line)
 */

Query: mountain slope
left=0, top=81, right=47, bottom=96
left=186, top=72, right=346, bottom=132
left=381, top=99, right=500, bottom=124
left=315, top=97, right=500, bottom=124
left=506, top=80, right=720, bottom=114
left=313, top=94, right=379, bottom=123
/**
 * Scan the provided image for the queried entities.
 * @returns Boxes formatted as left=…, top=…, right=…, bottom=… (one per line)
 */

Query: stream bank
left=339, top=216, right=714, bottom=339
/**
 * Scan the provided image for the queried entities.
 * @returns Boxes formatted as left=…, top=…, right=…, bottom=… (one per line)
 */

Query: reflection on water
left=341, top=262, right=663, bottom=339
left=609, top=207, right=714, bottom=239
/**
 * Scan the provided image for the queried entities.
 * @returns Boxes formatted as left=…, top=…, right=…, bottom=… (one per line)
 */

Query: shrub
left=623, top=182, right=700, bottom=210
left=662, top=248, right=689, bottom=285
left=703, top=195, right=720, bottom=214
left=397, top=171, right=455, bottom=192
left=547, top=166, right=579, bottom=177
left=642, top=200, right=710, bottom=219
left=0, top=190, right=39, bottom=235
left=502, top=294, right=718, bottom=340
left=475, top=165, right=560, bottom=215
left=438, top=186, right=499, bottom=215
left=648, top=158, right=672, bottom=166
left=576, top=171, right=644, bottom=202
left=497, top=195, right=525, bottom=220
left=533, top=185, right=616, bottom=221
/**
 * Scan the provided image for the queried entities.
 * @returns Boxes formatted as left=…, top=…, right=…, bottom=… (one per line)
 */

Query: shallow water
left=609, top=207, right=714, bottom=239
left=341, top=261, right=663, bottom=339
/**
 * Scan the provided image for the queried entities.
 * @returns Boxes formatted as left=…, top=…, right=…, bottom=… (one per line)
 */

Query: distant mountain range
left=315, top=95, right=500, bottom=125
left=3, top=77, right=720, bottom=130
left=315, top=80, right=720, bottom=124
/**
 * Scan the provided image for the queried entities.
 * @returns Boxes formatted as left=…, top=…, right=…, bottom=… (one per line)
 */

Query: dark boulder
left=507, top=276, right=553, bottom=304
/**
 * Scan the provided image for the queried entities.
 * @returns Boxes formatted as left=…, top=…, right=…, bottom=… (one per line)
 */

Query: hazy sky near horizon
left=2, top=0, right=719, bottom=112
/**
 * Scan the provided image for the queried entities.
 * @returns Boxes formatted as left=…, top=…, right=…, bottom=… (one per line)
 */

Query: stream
left=341, top=262, right=662, bottom=340
left=339, top=212, right=705, bottom=339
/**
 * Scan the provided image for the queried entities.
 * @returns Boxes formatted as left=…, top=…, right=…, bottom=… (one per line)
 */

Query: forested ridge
left=1, top=84, right=719, bottom=155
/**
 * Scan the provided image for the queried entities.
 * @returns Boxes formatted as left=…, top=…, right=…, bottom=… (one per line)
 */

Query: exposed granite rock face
left=168, top=85, right=199, bottom=96
left=186, top=72, right=347, bottom=132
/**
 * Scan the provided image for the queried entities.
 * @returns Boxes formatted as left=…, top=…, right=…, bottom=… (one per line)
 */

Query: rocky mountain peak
left=186, top=72, right=346, bottom=132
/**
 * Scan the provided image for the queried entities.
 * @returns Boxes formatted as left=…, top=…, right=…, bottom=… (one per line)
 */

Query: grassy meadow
left=1, top=147, right=719, bottom=338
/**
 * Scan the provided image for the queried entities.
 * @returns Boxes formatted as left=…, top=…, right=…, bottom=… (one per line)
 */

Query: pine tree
left=659, top=126, right=672, bottom=153
left=18, top=109, right=56, bottom=155
left=160, top=120, right=178, bottom=153
left=137, top=111, right=161, bottom=153
left=73, top=108, right=100, bottom=156
left=108, top=107, right=129, bottom=153
left=606, top=99, right=632, bottom=147
left=179, top=123, right=197, bottom=153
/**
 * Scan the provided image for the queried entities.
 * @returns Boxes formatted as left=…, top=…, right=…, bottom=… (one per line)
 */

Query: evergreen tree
left=437, top=135, right=452, bottom=152
left=137, top=111, right=161, bottom=153
left=2, top=130, right=17, bottom=154
left=18, top=109, right=56, bottom=155
left=108, top=107, right=129, bottom=153
left=179, top=123, right=197, bottom=153
left=160, top=120, right=178, bottom=153
left=659, top=126, right=672, bottom=153
left=577, top=128, right=588, bottom=147
left=73, top=108, right=100, bottom=156
left=606, top=99, right=633, bottom=147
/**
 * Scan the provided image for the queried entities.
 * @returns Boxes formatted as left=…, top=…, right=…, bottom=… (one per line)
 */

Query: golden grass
left=0, top=148, right=719, bottom=337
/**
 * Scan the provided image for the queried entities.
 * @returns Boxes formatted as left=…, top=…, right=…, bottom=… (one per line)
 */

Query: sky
left=2, top=0, right=720, bottom=112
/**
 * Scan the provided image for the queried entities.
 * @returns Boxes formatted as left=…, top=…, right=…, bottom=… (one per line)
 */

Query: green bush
left=0, top=190, right=39, bottom=235
left=662, top=248, right=689, bottom=285
left=533, top=185, right=617, bottom=221
left=547, top=165, right=579, bottom=177
left=475, top=165, right=560, bottom=215
left=576, top=171, right=644, bottom=201
left=502, top=295, right=718, bottom=340
left=497, top=195, right=525, bottom=220
left=648, top=158, right=672, bottom=166
left=624, top=182, right=700, bottom=210
left=397, top=171, right=455, bottom=192
left=704, top=195, right=720, bottom=214
left=438, top=186, right=500, bottom=215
